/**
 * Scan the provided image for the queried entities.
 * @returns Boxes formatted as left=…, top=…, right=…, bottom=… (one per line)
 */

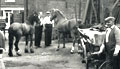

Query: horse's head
left=50, top=9, right=57, bottom=21
left=28, top=11, right=39, bottom=25
left=50, top=9, right=65, bottom=21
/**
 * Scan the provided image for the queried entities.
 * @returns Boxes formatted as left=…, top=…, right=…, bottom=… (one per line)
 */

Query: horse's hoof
left=81, top=59, right=86, bottom=63
left=63, top=46, right=66, bottom=48
left=56, top=48, right=59, bottom=51
left=16, top=53, right=22, bottom=56
left=70, top=51, right=74, bottom=54
left=78, top=50, right=83, bottom=54
left=30, top=49, right=34, bottom=53
left=8, top=53, right=13, bottom=57
left=78, top=52, right=81, bottom=54
left=70, top=50, right=74, bottom=54
left=24, top=49, right=29, bottom=53
left=16, top=50, right=22, bottom=56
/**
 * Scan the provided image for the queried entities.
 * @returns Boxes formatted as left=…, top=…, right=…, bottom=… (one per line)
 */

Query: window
left=5, top=0, right=15, bottom=2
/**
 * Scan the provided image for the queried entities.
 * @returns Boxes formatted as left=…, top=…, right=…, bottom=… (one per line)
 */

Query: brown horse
left=50, top=9, right=84, bottom=52
left=8, top=12, right=39, bottom=57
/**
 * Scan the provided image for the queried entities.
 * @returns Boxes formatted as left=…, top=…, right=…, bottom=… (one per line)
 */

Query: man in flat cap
left=92, top=16, right=120, bottom=69
left=43, top=11, right=54, bottom=47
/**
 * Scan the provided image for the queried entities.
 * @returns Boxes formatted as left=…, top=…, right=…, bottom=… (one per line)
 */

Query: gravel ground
left=2, top=40, right=86, bottom=69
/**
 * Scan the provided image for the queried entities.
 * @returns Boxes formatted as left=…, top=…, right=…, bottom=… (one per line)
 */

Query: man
left=92, top=16, right=120, bottom=69
left=34, top=12, right=43, bottom=48
left=10, top=13, right=14, bottom=25
left=43, top=11, right=54, bottom=47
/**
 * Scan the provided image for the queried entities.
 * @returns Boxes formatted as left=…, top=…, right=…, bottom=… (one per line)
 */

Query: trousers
left=44, top=24, right=52, bottom=46
left=35, top=25, right=43, bottom=46
left=105, top=51, right=120, bottom=69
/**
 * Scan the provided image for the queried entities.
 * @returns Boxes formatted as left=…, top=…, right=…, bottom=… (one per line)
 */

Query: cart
left=77, top=28, right=106, bottom=69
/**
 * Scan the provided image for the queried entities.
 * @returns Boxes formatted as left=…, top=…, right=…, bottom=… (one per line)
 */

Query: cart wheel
left=86, top=59, right=98, bottom=69
left=86, top=59, right=89, bottom=69
left=98, top=61, right=107, bottom=69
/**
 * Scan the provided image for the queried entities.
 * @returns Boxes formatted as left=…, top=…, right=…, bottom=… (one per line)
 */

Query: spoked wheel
left=86, top=59, right=89, bottom=69
left=85, top=53, right=100, bottom=69
left=86, top=60, right=99, bottom=69
left=98, top=61, right=107, bottom=69
left=79, top=38, right=90, bottom=69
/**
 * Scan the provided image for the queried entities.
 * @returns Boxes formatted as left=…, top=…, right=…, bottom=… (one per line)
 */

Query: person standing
left=34, top=12, right=43, bottom=48
left=43, top=11, right=54, bottom=47
left=10, top=13, right=14, bottom=25
left=92, top=16, right=120, bottom=69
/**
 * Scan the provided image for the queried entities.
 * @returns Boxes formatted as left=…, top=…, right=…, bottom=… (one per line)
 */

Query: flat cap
left=105, top=16, right=115, bottom=21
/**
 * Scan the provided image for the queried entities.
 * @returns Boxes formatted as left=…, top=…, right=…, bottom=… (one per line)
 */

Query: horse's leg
left=8, top=33, right=14, bottom=57
left=77, top=37, right=84, bottom=54
left=63, top=33, right=65, bottom=48
left=56, top=33, right=60, bottom=51
left=14, top=35, right=22, bottom=56
left=25, top=35, right=29, bottom=53
left=70, top=36, right=76, bottom=54
left=70, top=30, right=78, bottom=54
left=80, top=38, right=87, bottom=63
left=29, top=34, right=34, bottom=53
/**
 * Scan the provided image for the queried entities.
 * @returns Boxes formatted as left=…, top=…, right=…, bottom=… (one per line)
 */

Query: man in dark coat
left=10, top=13, right=14, bottom=25
left=92, top=16, right=120, bottom=69
left=34, top=12, right=43, bottom=48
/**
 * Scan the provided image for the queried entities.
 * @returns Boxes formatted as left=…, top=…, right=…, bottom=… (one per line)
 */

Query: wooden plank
left=111, top=0, right=119, bottom=15
left=91, top=0, right=98, bottom=23
left=81, top=0, right=90, bottom=24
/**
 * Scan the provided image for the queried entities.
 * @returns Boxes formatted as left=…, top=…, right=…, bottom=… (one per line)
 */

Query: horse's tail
left=68, top=19, right=80, bottom=38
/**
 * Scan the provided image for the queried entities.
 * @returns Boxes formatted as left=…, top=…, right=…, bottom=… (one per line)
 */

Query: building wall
left=1, top=0, right=24, bottom=6
left=0, top=0, right=24, bottom=29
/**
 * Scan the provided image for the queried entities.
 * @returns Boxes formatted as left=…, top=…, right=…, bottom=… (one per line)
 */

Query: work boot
left=8, top=52, right=13, bottom=57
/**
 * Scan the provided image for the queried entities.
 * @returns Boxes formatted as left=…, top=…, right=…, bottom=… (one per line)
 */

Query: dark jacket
left=105, top=25, right=120, bottom=54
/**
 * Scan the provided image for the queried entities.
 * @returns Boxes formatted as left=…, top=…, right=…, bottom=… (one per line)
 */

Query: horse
left=50, top=9, right=88, bottom=52
left=8, top=12, right=39, bottom=57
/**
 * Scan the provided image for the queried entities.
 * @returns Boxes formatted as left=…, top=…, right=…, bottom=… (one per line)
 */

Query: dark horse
left=8, top=12, right=39, bottom=57
left=50, top=9, right=83, bottom=52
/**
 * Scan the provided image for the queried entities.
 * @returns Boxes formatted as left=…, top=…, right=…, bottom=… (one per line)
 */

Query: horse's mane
left=55, top=9, right=66, bottom=19
left=26, top=13, right=39, bottom=25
